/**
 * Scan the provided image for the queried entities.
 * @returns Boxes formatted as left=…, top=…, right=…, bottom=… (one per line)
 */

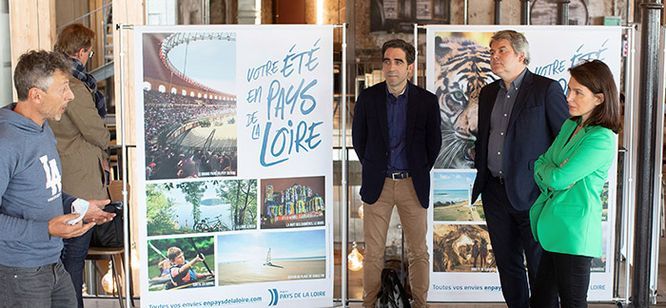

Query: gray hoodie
left=0, top=104, right=75, bottom=267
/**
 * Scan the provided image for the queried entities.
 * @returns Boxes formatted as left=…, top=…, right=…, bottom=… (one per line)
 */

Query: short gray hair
left=490, top=30, right=530, bottom=65
left=14, top=50, right=70, bottom=100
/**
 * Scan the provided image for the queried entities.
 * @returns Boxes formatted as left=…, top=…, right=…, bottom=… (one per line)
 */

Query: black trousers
left=531, top=250, right=593, bottom=308
left=482, top=176, right=542, bottom=308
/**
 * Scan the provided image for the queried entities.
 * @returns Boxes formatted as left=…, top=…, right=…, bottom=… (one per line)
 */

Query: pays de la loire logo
left=267, top=288, right=279, bottom=306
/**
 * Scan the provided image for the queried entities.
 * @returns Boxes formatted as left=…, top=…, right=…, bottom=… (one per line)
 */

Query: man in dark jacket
left=352, top=39, right=441, bottom=308
left=472, top=30, right=568, bottom=307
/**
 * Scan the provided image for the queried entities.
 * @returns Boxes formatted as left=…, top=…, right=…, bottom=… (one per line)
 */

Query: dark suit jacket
left=472, top=69, right=568, bottom=211
left=352, top=82, right=442, bottom=208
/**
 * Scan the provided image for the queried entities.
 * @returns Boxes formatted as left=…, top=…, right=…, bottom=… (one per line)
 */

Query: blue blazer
left=472, top=70, right=569, bottom=211
left=352, top=82, right=441, bottom=208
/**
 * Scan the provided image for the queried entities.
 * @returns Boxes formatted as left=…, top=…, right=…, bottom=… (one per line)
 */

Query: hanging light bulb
left=102, top=261, right=117, bottom=294
left=347, top=241, right=364, bottom=272
left=357, top=204, right=364, bottom=220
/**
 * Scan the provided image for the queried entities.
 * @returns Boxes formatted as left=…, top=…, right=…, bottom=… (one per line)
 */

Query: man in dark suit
left=472, top=30, right=568, bottom=308
left=352, top=39, right=441, bottom=308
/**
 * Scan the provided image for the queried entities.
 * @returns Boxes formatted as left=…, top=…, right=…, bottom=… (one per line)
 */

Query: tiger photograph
left=432, top=33, right=497, bottom=169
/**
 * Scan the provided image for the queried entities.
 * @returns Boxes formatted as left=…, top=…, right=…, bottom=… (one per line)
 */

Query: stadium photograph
left=142, top=32, right=238, bottom=180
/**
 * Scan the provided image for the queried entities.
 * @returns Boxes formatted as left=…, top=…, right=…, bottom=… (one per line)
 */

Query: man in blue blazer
left=352, top=39, right=441, bottom=308
left=471, top=30, right=568, bottom=308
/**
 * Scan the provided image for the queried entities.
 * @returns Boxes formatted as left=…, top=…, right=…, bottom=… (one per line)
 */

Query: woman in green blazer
left=529, top=60, right=622, bottom=308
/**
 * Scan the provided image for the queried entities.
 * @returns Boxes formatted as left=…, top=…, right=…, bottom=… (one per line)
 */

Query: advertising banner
left=133, top=25, right=334, bottom=307
left=426, top=25, right=622, bottom=302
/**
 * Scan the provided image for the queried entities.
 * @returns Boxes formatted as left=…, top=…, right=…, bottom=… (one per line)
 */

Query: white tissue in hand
left=67, top=199, right=89, bottom=225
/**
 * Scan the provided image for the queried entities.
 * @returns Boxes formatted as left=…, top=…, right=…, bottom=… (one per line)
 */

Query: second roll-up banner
left=425, top=25, right=622, bottom=302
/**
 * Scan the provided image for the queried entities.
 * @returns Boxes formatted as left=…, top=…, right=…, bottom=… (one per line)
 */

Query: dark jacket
left=352, top=81, right=442, bottom=208
left=472, top=69, right=569, bottom=211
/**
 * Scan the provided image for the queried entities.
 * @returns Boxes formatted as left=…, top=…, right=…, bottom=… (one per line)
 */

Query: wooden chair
left=85, top=179, right=131, bottom=306
left=86, top=247, right=125, bottom=307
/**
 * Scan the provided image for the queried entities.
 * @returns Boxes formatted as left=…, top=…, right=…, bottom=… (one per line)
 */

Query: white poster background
left=426, top=25, right=622, bottom=302
left=133, top=25, right=334, bottom=308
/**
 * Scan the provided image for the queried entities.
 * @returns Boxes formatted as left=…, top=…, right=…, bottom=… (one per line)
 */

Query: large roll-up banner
left=426, top=25, right=622, bottom=302
left=134, top=25, right=334, bottom=307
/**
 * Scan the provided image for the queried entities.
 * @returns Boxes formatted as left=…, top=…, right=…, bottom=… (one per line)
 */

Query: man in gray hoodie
left=0, top=50, right=113, bottom=307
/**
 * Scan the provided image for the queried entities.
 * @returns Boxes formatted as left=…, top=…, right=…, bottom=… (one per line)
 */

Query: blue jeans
left=0, top=261, right=76, bottom=307
left=61, top=228, right=94, bottom=308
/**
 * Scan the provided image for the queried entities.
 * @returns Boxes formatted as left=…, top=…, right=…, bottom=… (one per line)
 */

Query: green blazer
left=529, top=119, right=616, bottom=258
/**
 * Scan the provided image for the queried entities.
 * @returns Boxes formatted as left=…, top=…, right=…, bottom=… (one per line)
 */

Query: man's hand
left=84, top=199, right=115, bottom=224
left=48, top=214, right=96, bottom=239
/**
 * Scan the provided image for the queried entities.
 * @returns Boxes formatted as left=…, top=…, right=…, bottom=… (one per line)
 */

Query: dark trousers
left=531, top=250, right=592, bottom=308
left=0, top=261, right=76, bottom=308
left=482, top=176, right=542, bottom=308
left=62, top=228, right=94, bottom=308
